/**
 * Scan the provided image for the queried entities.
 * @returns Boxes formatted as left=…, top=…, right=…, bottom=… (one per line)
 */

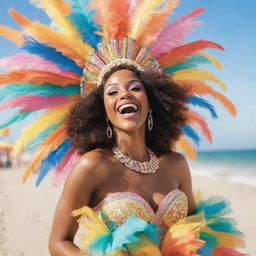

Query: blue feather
left=164, top=55, right=211, bottom=73
left=65, top=0, right=100, bottom=48
left=188, top=96, right=218, bottom=118
left=27, top=123, right=61, bottom=151
left=36, top=139, right=71, bottom=186
left=182, top=125, right=200, bottom=146
left=0, top=83, right=79, bottom=103
left=22, top=37, right=83, bottom=75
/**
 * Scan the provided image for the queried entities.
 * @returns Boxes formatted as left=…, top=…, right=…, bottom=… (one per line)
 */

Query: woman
left=0, top=0, right=245, bottom=255
left=49, top=65, right=196, bottom=255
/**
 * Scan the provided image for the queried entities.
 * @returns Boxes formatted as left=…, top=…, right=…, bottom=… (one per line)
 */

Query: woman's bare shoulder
left=160, top=150, right=187, bottom=165
left=65, top=148, right=113, bottom=190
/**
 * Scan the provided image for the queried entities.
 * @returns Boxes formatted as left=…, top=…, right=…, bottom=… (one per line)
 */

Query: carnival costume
left=0, top=0, right=246, bottom=255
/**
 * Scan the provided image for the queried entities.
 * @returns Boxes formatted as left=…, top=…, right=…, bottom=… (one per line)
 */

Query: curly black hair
left=67, top=65, right=188, bottom=156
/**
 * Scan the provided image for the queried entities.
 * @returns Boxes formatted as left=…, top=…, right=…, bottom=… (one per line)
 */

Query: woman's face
left=103, top=69, right=149, bottom=132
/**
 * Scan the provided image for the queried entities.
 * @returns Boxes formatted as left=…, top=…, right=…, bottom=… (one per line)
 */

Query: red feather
left=157, top=40, right=224, bottom=66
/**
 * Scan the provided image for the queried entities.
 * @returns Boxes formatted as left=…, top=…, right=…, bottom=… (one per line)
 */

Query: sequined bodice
left=93, top=189, right=188, bottom=231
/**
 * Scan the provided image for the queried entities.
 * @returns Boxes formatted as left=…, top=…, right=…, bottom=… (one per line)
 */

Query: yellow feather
left=21, top=124, right=67, bottom=182
left=172, top=68, right=227, bottom=91
left=197, top=51, right=224, bottom=70
left=130, top=0, right=168, bottom=39
left=9, top=10, right=93, bottom=66
left=175, top=136, right=197, bottom=160
left=13, top=100, right=77, bottom=156
left=137, top=0, right=181, bottom=47
left=30, top=0, right=80, bottom=37
left=0, top=25, right=24, bottom=46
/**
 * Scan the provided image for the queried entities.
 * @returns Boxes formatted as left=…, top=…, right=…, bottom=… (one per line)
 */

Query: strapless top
left=93, top=189, right=188, bottom=231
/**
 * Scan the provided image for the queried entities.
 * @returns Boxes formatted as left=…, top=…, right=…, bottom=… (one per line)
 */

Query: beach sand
left=0, top=167, right=255, bottom=256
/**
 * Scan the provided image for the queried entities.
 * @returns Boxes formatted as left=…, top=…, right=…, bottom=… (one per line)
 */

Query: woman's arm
left=177, top=154, right=196, bottom=215
left=48, top=151, right=105, bottom=256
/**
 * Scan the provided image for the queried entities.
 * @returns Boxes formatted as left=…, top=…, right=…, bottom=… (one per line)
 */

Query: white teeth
left=118, top=103, right=138, bottom=113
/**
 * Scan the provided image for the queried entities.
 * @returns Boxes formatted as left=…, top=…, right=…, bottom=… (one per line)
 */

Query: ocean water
left=188, top=149, right=256, bottom=188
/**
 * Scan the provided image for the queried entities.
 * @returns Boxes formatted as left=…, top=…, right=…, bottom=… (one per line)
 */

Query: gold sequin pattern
left=99, top=197, right=153, bottom=228
left=160, top=193, right=188, bottom=228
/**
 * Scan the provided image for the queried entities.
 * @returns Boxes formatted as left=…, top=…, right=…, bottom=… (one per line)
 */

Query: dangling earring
left=147, top=110, right=153, bottom=131
left=106, top=119, right=113, bottom=139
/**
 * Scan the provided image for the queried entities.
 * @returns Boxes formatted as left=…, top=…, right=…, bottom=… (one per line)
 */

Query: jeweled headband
left=80, top=38, right=159, bottom=93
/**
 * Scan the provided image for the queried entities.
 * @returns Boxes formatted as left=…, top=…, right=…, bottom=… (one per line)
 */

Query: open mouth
left=118, top=103, right=138, bottom=114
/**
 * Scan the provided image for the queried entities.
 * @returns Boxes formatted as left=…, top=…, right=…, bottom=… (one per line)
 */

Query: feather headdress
left=0, top=0, right=236, bottom=185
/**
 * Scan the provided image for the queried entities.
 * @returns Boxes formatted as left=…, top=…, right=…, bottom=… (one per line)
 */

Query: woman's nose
left=120, top=89, right=132, bottom=99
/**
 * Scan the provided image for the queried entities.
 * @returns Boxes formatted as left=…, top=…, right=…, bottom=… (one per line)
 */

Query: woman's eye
left=107, top=91, right=117, bottom=95
left=130, top=84, right=143, bottom=91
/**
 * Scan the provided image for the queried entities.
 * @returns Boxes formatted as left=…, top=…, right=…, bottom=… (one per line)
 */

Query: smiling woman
left=68, top=65, right=188, bottom=157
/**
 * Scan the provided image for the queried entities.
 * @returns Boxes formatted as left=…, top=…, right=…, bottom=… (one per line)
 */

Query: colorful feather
left=9, top=9, right=93, bottom=66
left=13, top=100, right=78, bottom=156
left=22, top=124, right=67, bottom=183
left=187, top=111, right=212, bottom=143
left=36, top=139, right=71, bottom=186
left=65, top=0, right=100, bottom=48
left=0, top=25, right=24, bottom=46
left=176, top=136, right=197, bottom=160
left=164, top=55, right=215, bottom=73
left=177, top=80, right=237, bottom=116
left=0, top=94, right=70, bottom=112
left=0, top=112, right=31, bottom=129
left=136, top=0, right=181, bottom=47
left=157, top=40, right=224, bottom=67
left=53, top=148, right=80, bottom=186
left=197, top=51, right=223, bottom=70
left=92, top=0, right=129, bottom=41
left=27, top=123, right=61, bottom=151
left=22, top=37, right=83, bottom=74
left=0, top=70, right=80, bottom=86
left=128, top=0, right=142, bottom=16
left=0, top=83, right=79, bottom=103
left=0, top=53, right=81, bottom=78
left=130, top=0, right=169, bottom=40
left=151, top=8, right=204, bottom=58
left=188, top=96, right=217, bottom=119
left=172, top=68, right=227, bottom=91
left=182, top=125, right=201, bottom=146
left=30, top=0, right=73, bottom=35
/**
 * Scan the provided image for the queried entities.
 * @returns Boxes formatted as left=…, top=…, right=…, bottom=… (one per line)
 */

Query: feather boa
left=72, top=196, right=247, bottom=256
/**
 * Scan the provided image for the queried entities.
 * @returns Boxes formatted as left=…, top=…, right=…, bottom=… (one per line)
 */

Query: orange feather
left=22, top=124, right=67, bottom=183
left=0, top=70, right=80, bottom=86
left=176, top=136, right=197, bottom=160
left=92, top=0, right=129, bottom=40
left=8, top=9, right=31, bottom=26
left=0, top=25, right=24, bottom=46
left=157, top=40, right=224, bottom=66
left=9, top=10, right=92, bottom=67
left=137, top=0, right=181, bottom=47
left=177, top=80, right=237, bottom=116
left=187, top=110, right=212, bottom=143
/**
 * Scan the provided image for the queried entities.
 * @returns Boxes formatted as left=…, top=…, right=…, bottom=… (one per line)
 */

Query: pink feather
left=151, top=8, right=204, bottom=58
left=0, top=53, right=80, bottom=80
left=0, top=94, right=70, bottom=112
left=53, top=148, right=80, bottom=186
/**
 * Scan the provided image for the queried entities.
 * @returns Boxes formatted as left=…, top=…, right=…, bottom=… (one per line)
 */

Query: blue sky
left=0, top=0, right=255, bottom=151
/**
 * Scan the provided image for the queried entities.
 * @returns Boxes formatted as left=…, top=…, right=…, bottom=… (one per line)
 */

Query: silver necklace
left=112, top=145, right=159, bottom=174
